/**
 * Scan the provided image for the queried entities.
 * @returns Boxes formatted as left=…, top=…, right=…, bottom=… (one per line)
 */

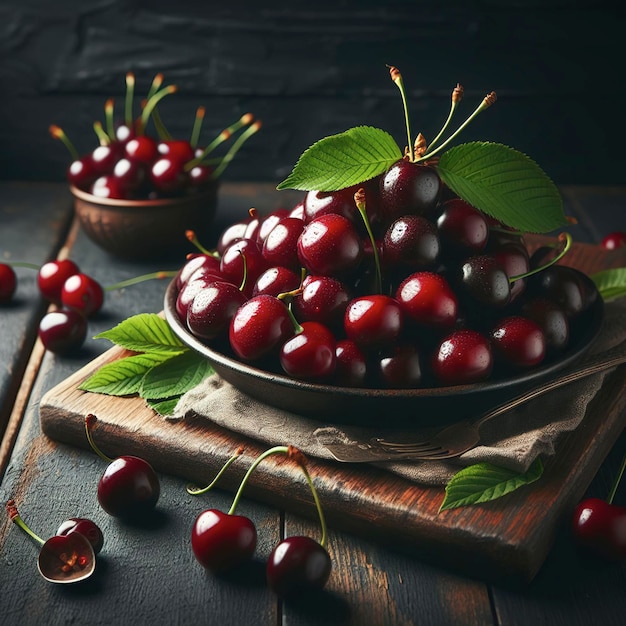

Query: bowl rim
left=70, top=182, right=218, bottom=209
left=163, top=276, right=605, bottom=401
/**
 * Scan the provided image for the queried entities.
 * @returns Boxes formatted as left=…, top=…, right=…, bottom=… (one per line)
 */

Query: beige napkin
left=171, top=298, right=626, bottom=486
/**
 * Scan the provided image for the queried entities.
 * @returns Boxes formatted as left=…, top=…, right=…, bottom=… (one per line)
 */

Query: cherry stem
left=185, top=230, right=219, bottom=257
left=93, top=121, right=111, bottom=146
left=6, top=500, right=45, bottom=546
left=105, top=98, right=116, bottom=141
left=103, top=270, right=178, bottom=292
left=185, top=113, right=255, bottom=171
left=227, top=445, right=328, bottom=549
left=186, top=447, right=244, bottom=495
left=147, top=73, right=164, bottom=99
left=49, top=125, right=80, bottom=161
left=354, top=189, right=382, bottom=293
left=125, top=72, right=135, bottom=128
left=607, top=451, right=626, bottom=505
left=427, top=84, right=464, bottom=153
left=84, top=414, right=114, bottom=464
left=509, top=232, right=572, bottom=283
left=387, top=66, right=414, bottom=162
left=6, top=261, right=40, bottom=271
left=190, top=106, right=205, bottom=149
left=139, top=85, right=178, bottom=135
left=418, top=91, right=497, bottom=162
left=211, top=120, right=262, bottom=179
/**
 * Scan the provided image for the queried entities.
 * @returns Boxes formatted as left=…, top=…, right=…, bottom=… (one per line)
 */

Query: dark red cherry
left=150, top=157, right=188, bottom=194
left=98, top=455, right=160, bottom=518
left=157, top=139, right=195, bottom=163
left=460, top=255, right=511, bottom=308
left=176, top=254, right=222, bottom=289
left=57, top=518, right=104, bottom=555
left=192, top=509, right=257, bottom=572
left=379, top=160, right=440, bottom=220
left=112, top=158, right=146, bottom=193
left=297, top=214, right=363, bottom=277
left=216, top=219, right=251, bottom=256
left=303, top=186, right=360, bottom=224
left=256, top=208, right=292, bottom=247
left=124, top=135, right=158, bottom=164
left=521, top=298, right=570, bottom=354
left=382, top=215, right=440, bottom=269
left=187, top=281, right=248, bottom=340
left=38, top=309, right=87, bottom=354
left=61, top=273, right=104, bottom=317
left=432, top=329, right=493, bottom=386
left=395, top=272, right=458, bottom=329
left=229, top=295, right=293, bottom=361
left=292, top=275, right=351, bottom=329
left=266, top=536, right=331, bottom=597
left=91, top=175, right=127, bottom=199
left=67, top=156, right=98, bottom=190
left=91, top=143, right=122, bottom=175
left=261, top=217, right=304, bottom=271
left=601, top=231, right=626, bottom=250
left=0, top=263, right=17, bottom=303
left=344, top=295, right=403, bottom=351
left=490, top=316, right=546, bottom=369
left=280, top=321, right=336, bottom=382
left=252, top=266, right=301, bottom=297
left=37, top=259, right=81, bottom=305
left=528, top=265, right=596, bottom=318
left=571, top=497, right=626, bottom=560
left=377, top=344, right=422, bottom=389
left=220, top=238, right=269, bottom=296
left=188, top=164, right=213, bottom=187
left=493, top=242, right=530, bottom=302
left=334, top=339, right=368, bottom=387
left=436, top=198, right=489, bottom=255
left=176, top=272, right=225, bottom=321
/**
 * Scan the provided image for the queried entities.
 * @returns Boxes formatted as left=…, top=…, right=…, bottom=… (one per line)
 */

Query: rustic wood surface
left=1, top=182, right=625, bottom=625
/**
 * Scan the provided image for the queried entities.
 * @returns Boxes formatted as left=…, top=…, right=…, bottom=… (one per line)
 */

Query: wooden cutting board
left=39, top=240, right=626, bottom=586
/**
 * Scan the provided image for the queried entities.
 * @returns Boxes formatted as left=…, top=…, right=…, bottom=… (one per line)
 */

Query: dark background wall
left=1, top=1, right=624, bottom=186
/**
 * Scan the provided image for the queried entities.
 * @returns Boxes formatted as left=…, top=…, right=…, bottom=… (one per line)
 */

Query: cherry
left=57, top=518, right=105, bottom=555
left=432, top=329, right=493, bottom=385
left=436, top=198, right=489, bottom=255
left=297, top=213, right=363, bottom=277
left=38, top=309, right=88, bottom=354
left=303, top=185, right=362, bottom=224
left=521, top=298, right=570, bottom=355
left=261, top=216, right=304, bottom=271
left=229, top=295, right=294, bottom=361
left=37, top=258, right=81, bottom=304
left=344, top=295, right=403, bottom=351
left=176, top=272, right=224, bottom=321
left=67, top=156, right=98, bottom=190
left=292, top=274, right=351, bottom=330
left=216, top=218, right=252, bottom=256
left=252, top=266, right=301, bottom=298
left=459, top=255, right=511, bottom=308
left=112, top=157, right=146, bottom=193
left=382, top=214, right=440, bottom=270
left=490, top=316, right=546, bottom=369
left=492, top=241, right=530, bottom=302
left=219, top=238, right=268, bottom=296
left=255, top=208, right=292, bottom=246
left=61, top=273, right=104, bottom=317
left=267, top=535, right=332, bottom=597
left=90, top=175, right=127, bottom=199
left=334, top=339, right=368, bottom=387
left=157, top=139, right=195, bottom=163
left=124, top=135, right=158, bottom=164
left=191, top=508, right=257, bottom=572
left=7, top=500, right=96, bottom=585
left=176, top=252, right=222, bottom=289
left=188, top=163, right=213, bottom=187
left=395, top=271, right=458, bottom=329
left=601, top=231, right=626, bottom=250
left=378, top=160, right=441, bottom=220
left=280, top=321, right=337, bottom=382
left=85, top=414, right=160, bottom=519
left=150, top=156, right=188, bottom=195
left=91, top=143, right=122, bottom=175
left=377, top=344, right=423, bottom=388
left=0, top=263, right=17, bottom=303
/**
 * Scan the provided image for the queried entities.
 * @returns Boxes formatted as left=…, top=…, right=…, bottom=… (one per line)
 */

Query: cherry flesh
left=266, top=536, right=332, bottom=597
left=191, top=508, right=257, bottom=572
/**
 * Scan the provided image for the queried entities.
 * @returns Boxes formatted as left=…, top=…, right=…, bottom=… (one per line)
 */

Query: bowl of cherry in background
left=51, top=72, right=260, bottom=261
left=163, top=172, right=605, bottom=427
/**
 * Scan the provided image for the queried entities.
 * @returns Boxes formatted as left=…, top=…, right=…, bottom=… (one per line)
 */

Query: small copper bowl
left=71, top=183, right=219, bottom=261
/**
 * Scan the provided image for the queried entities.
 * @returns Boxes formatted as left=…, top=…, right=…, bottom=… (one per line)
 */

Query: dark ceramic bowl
left=163, top=278, right=604, bottom=427
left=71, top=183, right=219, bottom=261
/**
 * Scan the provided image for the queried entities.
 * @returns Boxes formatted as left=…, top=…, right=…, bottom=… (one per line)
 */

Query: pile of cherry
left=174, top=168, right=601, bottom=389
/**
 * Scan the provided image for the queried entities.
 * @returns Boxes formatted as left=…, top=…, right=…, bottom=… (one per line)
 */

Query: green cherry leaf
left=591, top=267, right=626, bottom=302
left=277, top=126, right=402, bottom=192
left=94, top=313, right=187, bottom=354
left=439, top=457, right=544, bottom=512
left=146, top=396, right=181, bottom=417
left=437, top=142, right=567, bottom=233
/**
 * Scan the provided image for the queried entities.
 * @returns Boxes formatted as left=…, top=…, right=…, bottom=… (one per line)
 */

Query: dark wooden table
left=1, top=181, right=625, bottom=626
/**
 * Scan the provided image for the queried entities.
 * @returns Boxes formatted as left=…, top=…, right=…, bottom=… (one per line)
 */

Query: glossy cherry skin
left=266, top=536, right=331, bottom=597
left=124, top=135, right=158, bottom=164
left=377, top=344, right=422, bottom=389
left=292, top=275, right=351, bottom=330
left=261, top=217, right=304, bottom=271
left=61, top=273, right=104, bottom=317
left=280, top=322, right=336, bottom=381
left=490, top=316, right=546, bottom=369
left=37, top=259, right=81, bottom=304
left=436, top=198, right=489, bottom=255
left=97, top=455, right=160, bottom=518
left=256, top=208, right=292, bottom=247
left=157, top=139, right=195, bottom=163
left=395, top=272, right=458, bottom=329
left=216, top=219, right=250, bottom=256
left=379, top=161, right=441, bottom=220
left=0, top=263, right=17, bottom=303
left=192, top=509, right=257, bottom=572
left=176, top=254, right=222, bottom=289
left=432, top=329, right=493, bottom=386
left=252, top=266, right=301, bottom=297
left=601, top=231, right=626, bottom=250
left=57, top=517, right=104, bottom=554
left=334, top=339, right=368, bottom=387
left=187, top=281, right=248, bottom=340
left=220, top=238, right=268, bottom=296
left=460, top=255, right=511, bottom=308
left=38, top=309, right=87, bottom=354
left=150, top=157, right=188, bottom=195
left=521, top=298, right=570, bottom=354
left=175, top=272, right=225, bottom=321
left=90, top=175, right=127, bottom=200
left=297, top=214, right=363, bottom=277
left=229, top=295, right=293, bottom=361
left=571, top=497, right=626, bottom=560
left=382, top=215, right=440, bottom=270
left=344, top=295, right=403, bottom=351
left=67, top=156, right=98, bottom=190
left=91, top=143, right=122, bottom=175
left=493, top=242, right=529, bottom=302
left=112, top=157, right=146, bottom=193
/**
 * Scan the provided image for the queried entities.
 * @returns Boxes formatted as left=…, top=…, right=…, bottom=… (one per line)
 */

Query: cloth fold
left=172, top=298, right=626, bottom=486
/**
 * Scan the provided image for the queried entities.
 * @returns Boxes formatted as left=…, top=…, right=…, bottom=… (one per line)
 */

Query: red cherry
left=90, top=175, right=127, bottom=199
left=601, top=231, right=626, bottom=250
left=292, top=274, right=351, bottom=330
left=436, top=198, right=489, bottom=255
left=334, top=339, right=368, bottom=387
left=571, top=497, right=626, bottom=560
left=490, top=316, right=546, bottom=369
left=150, top=157, right=188, bottom=194
left=344, top=295, right=403, bottom=351
left=0, top=263, right=17, bottom=303
left=252, top=266, right=301, bottom=298
left=176, top=254, right=222, bottom=289
left=219, top=238, right=269, bottom=296
left=57, top=518, right=104, bottom=554
left=67, top=156, right=98, bottom=190
left=279, top=321, right=337, bottom=382
left=61, top=273, right=104, bottom=317
left=91, top=143, right=122, bottom=175
left=261, top=217, right=304, bottom=271
left=266, top=536, right=331, bottom=597
left=124, top=135, right=158, bottom=164
left=432, top=329, right=493, bottom=385
left=255, top=208, right=292, bottom=247
left=157, top=139, right=195, bottom=163
left=38, top=309, right=87, bottom=354
left=395, top=271, right=458, bottom=328
left=191, top=509, right=257, bottom=572
left=37, top=259, right=81, bottom=304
